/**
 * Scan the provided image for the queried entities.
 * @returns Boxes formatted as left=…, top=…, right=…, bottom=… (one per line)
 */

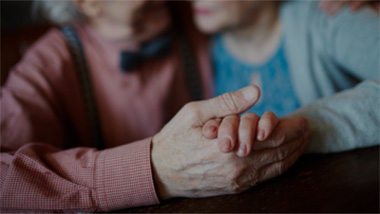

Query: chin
left=198, top=27, right=220, bottom=34
left=194, top=18, right=222, bottom=34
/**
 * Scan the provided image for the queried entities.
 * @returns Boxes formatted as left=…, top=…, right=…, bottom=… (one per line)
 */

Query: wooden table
left=121, top=146, right=379, bottom=213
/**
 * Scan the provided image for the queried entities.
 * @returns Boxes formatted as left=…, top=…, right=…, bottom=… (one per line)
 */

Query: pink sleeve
left=1, top=29, right=82, bottom=150
left=1, top=29, right=159, bottom=212
left=0, top=138, right=160, bottom=212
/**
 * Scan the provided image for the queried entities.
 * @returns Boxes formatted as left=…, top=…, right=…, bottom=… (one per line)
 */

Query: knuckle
left=183, top=102, right=201, bottom=119
left=228, top=182, right=242, bottom=194
left=221, top=117, right=236, bottom=131
left=239, top=122, right=250, bottom=132
left=277, top=148, right=286, bottom=161
left=261, top=112, right=278, bottom=127
left=258, top=151, right=270, bottom=164
left=259, top=119, right=271, bottom=130
left=211, top=118, right=221, bottom=125
left=226, top=171, right=239, bottom=185
left=219, top=92, right=239, bottom=113
left=243, top=112, right=259, bottom=120
left=225, top=153, right=236, bottom=162
left=273, top=133, right=285, bottom=146
left=247, top=168, right=259, bottom=185
left=183, top=102, right=196, bottom=113
left=206, top=120, right=220, bottom=131
left=204, top=120, right=216, bottom=127
left=276, top=162, right=285, bottom=175
left=226, top=115, right=239, bottom=122
left=226, top=162, right=244, bottom=182
left=264, top=111, right=277, bottom=119
left=256, top=168, right=268, bottom=183
left=228, top=169, right=253, bottom=194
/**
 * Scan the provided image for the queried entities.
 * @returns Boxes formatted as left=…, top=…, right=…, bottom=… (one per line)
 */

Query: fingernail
left=238, top=144, right=247, bottom=157
left=242, top=87, right=257, bottom=101
left=258, top=130, right=265, bottom=141
left=220, top=138, right=231, bottom=152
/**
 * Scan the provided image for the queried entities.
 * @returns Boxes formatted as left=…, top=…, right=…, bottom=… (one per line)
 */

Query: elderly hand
left=202, top=114, right=311, bottom=157
left=319, top=0, right=380, bottom=16
left=151, top=85, right=310, bottom=200
left=202, top=111, right=280, bottom=157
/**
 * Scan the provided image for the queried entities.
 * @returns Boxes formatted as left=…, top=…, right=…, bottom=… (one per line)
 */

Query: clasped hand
left=151, top=85, right=311, bottom=200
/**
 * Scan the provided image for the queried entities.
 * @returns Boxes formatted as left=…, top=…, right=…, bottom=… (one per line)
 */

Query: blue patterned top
left=212, top=35, right=300, bottom=117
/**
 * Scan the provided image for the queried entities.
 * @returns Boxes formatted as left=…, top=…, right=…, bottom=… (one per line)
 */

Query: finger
left=194, top=85, right=260, bottom=124
left=237, top=113, right=260, bottom=157
left=253, top=117, right=310, bottom=150
left=202, top=118, right=222, bottom=139
left=250, top=134, right=306, bottom=170
left=256, top=111, right=279, bottom=141
left=255, top=135, right=308, bottom=184
left=240, top=134, right=308, bottom=187
left=218, top=115, right=240, bottom=153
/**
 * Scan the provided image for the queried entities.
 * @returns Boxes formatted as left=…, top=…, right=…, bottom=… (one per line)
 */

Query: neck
left=223, top=2, right=282, bottom=64
left=89, top=18, right=137, bottom=43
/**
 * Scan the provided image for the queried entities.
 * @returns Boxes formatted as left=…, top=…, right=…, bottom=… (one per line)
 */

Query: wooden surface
left=121, top=146, right=379, bottom=213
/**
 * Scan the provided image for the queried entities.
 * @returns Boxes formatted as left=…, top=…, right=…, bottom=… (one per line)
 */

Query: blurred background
left=1, top=1, right=49, bottom=85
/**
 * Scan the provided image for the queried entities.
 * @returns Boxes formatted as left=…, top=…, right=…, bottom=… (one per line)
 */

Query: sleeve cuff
left=94, top=138, right=160, bottom=211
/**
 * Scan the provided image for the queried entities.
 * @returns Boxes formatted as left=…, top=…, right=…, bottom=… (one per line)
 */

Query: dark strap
left=61, top=26, right=105, bottom=150
left=178, top=34, right=204, bottom=101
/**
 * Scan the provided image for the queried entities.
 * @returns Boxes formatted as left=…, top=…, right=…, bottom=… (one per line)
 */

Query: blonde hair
left=33, top=0, right=83, bottom=25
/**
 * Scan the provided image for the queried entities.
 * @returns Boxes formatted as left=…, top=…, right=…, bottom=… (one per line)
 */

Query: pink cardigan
left=0, top=23, right=212, bottom=212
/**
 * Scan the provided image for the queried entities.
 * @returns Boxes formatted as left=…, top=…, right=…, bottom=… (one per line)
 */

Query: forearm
left=287, top=80, right=380, bottom=153
left=0, top=138, right=159, bottom=212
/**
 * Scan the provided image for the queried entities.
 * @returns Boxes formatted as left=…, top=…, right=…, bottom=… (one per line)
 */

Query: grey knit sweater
left=280, top=1, right=379, bottom=153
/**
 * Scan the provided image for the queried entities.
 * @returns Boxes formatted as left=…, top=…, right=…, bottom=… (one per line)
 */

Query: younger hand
left=202, top=111, right=280, bottom=157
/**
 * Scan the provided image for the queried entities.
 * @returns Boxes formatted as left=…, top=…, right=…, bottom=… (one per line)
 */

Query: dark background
left=1, top=0, right=48, bottom=85
left=1, top=1, right=36, bottom=31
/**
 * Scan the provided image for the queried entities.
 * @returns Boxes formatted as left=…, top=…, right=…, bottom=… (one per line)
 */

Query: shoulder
left=14, top=28, right=74, bottom=80
left=21, top=28, right=70, bottom=66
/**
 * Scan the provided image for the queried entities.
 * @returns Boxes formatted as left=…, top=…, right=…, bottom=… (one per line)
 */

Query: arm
left=1, top=69, right=159, bottom=212
left=289, top=7, right=379, bottom=153
left=288, top=80, right=380, bottom=153
left=1, top=31, right=159, bottom=211
left=325, top=5, right=379, bottom=80
left=1, top=30, right=81, bottom=150
left=1, top=57, right=70, bottom=150
left=1, top=139, right=159, bottom=212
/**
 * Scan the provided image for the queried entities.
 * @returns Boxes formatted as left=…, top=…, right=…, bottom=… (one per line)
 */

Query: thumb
left=196, top=85, right=260, bottom=123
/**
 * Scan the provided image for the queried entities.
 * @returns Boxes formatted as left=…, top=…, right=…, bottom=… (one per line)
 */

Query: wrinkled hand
left=203, top=114, right=311, bottom=157
left=202, top=111, right=280, bottom=157
left=151, top=85, right=310, bottom=201
left=319, top=0, right=380, bottom=16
